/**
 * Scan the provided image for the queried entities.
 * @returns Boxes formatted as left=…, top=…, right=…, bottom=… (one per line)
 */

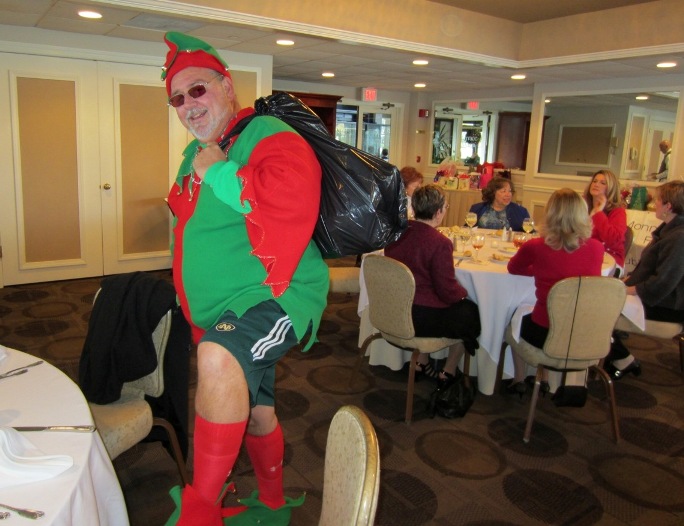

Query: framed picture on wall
left=556, top=124, right=615, bottom=166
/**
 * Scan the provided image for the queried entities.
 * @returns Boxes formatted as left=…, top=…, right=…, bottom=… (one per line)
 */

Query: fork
left=0, top=503, right=44, bottom=519
left=0, top=360, right=43, bottom=380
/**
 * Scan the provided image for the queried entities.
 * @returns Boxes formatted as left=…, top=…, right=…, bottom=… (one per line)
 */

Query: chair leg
left=405, top=350, right=420, bottom=424
left=152, top=417, right=191, bottom=486
left=591, top=366, right=621, bottom=443
left=349, top=333, right=382, bottom=390
left=495, top=342, right=507, bottom=395
left=523, top=366, right=544, bottom=443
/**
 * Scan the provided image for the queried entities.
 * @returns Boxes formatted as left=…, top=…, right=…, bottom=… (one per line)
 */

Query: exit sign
left=362, top=87, right=377, bottom=102
left=466, top=100, right=480, bottom=110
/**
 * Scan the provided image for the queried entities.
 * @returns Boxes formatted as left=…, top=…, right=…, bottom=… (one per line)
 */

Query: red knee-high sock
left=192, top=415, right=247, bottom=504
left=245, top=423, right=285, bottom=509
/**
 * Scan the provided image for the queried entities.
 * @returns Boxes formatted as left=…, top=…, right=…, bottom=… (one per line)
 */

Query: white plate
left=499, top=246, right=518, bottom=254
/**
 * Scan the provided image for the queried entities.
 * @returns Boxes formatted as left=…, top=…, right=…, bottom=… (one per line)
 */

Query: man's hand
left=193, top=142, right=226, bottom=180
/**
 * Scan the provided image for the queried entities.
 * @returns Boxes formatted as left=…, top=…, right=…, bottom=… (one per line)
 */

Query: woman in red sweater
left=385, top=184, right=481, bottom=384
left=583, top=169, right=627, bottom=276
left=506, top=188, right=604, bottom=396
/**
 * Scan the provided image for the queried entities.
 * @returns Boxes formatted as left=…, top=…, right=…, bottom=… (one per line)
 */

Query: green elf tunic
left=167, top=108, right=329, bottom=349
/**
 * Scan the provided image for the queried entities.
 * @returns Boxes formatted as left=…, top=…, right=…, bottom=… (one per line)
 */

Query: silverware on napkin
left=12, top=425, right=96, bottom=433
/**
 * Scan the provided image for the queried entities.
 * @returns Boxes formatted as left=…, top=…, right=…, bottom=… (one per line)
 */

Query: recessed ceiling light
left=511, top=74, right=526, bottom=80
left=545, top=98, right=551, bottom=103
left=635, top=95, right=649, bottom=100
left=78, top=10, right=102, bottom=19
left=413, top=59, right=429, bottom=66
left=322, top=72, right=335, bottom=78
left=276, top=39, right=294, bottom=46
left=414, top=83, right=426, bottom=88
left=657, top=61, right=677, bottom=68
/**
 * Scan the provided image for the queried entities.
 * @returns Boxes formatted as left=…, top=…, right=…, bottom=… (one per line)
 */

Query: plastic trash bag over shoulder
left=220, top=92, right=408, bottom=258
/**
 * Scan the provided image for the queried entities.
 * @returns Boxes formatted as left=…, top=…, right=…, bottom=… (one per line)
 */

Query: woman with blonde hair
left=505, top=188, right=604, bottom=395
left=583, top=169, right=627, bottom=275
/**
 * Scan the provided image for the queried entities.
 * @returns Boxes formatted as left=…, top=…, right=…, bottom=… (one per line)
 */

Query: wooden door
left=0, top=53, right=104, bottom=285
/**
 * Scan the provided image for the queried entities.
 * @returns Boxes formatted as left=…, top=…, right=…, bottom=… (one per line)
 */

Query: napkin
left=0, top=426, right=73, bottom=489
left=0, top=345, right=7, bottom=363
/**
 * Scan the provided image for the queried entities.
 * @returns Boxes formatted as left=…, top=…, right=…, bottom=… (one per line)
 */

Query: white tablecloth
left=357, top=230, right=645, bottom=395
left=0, top=347, right=129, bottom=525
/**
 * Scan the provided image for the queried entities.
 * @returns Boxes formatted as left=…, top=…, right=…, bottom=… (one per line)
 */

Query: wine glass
left=465, top=212, right=477, bottom=233
left=472, top=234, right=485, bottom=262
left=522, top=218, right=534, bottom=235
left=512, top=232, right=527, bottom=249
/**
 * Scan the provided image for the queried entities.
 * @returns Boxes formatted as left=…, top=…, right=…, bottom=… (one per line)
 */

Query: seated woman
left=507, top=188, right=604, bottom=395
left=400, top=166, right=423, bottom=220
left=469, top=176, right=530, bottom=231
left=607, top=180, right=684, bottom=379
left=583, top=169, right=627, bottom=276
left=384, top=184, right=481, bottom=384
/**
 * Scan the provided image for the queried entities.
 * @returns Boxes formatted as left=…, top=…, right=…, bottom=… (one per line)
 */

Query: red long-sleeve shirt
left=507, top=237, right=604, bottom=327
left=591, top=206, right=626, bottom=268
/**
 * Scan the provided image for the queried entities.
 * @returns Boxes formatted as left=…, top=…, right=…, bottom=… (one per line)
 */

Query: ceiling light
left=414, top=83, right=426, bottom=88
left=511, top=74, right=526, bottom=80
left=545, top=98, right=551, bottom=103
left=412, top=59, right=429, bottom=66
left=657, top=61, right=677, bottom=68
left=276, top=39, right=294, bottom=46
left=635, top=95, right=649, bottom=100
left=322, top=72, right=335, bottom=78
left=78, top=10, right=102, bottom=19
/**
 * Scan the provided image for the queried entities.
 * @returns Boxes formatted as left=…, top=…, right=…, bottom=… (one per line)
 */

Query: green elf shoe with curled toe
left=164, top=485, right=182, bottom=526
left=222, top=490, right=306, bottom=526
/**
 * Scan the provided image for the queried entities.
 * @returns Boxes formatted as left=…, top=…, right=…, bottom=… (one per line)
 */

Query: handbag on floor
left=428, top=369, right=476, bottom=419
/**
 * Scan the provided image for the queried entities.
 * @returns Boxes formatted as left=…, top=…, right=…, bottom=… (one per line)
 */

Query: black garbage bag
left=219, top=92, right=408, bottom=258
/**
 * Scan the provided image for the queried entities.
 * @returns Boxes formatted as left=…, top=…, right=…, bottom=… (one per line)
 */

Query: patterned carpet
left=1, top=264, right=683, bottom=525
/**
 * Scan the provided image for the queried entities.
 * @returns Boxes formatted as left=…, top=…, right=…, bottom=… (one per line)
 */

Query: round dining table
left=357, top=229, right=643, bottom=395
left=0, top=346, right=129, bottom=525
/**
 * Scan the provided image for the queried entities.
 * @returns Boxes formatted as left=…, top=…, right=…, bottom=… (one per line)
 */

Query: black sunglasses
left=168, top=75, right=222, bottom=108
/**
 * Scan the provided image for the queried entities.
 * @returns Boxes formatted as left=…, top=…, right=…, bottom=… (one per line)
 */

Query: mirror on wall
left=430, top=100, right=534, bottom=171
left=538, top=91, right=678, bottom=180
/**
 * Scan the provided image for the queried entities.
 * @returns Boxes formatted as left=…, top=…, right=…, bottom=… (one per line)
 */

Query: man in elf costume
left=161, top=32, right=329, bottom=525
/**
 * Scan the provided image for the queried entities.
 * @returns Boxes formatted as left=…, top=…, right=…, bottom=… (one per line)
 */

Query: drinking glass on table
left=465, top=212, right=477, bottom=233
left=522, top=218, right=534, bottom=234
left=512, top=232, right=527, bottom=249
left=471, top=233, right=486, bottom=262
left=458, top=230, right=471, bottom=253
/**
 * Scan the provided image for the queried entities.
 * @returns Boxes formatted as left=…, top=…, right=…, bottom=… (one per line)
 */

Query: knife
left=12, top=425, right=96, bottom=432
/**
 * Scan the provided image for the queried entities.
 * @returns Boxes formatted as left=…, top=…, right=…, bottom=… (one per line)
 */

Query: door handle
left=102, top=183, right=111, bottom=190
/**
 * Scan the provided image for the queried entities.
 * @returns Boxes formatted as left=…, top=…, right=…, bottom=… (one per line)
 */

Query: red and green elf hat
left=161, top=31, right=231, bottom=95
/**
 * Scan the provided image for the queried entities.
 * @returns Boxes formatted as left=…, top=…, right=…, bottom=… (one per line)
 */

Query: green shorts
left=200, top=300, right=298, bottom=407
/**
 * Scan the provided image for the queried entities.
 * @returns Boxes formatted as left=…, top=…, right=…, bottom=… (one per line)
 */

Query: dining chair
left=614, top=315, right=684, bottom=378
left=352, top=254, right=467, bottom=423
left=328, top=266, right=361, bottom=294
left=87, top=295, right=190, bottom=486
left=319, top=405, right=380, bottom=526
left=503, top=276, right=626, bottom=443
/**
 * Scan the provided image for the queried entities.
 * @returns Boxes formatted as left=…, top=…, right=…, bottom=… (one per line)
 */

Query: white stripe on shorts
left=251, top=315, right=293, bottom=361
